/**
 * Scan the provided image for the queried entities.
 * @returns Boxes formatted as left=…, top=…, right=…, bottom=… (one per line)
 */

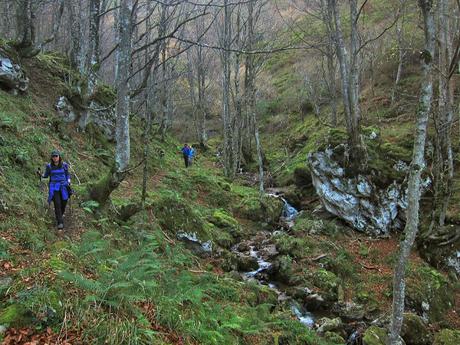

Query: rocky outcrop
left=55, top=97, right=116, bottom=140
left=308, top=145, right=414, bottom=236
left=56, top=96, right=77, bottom=123
left=87, top=102, right=116, bottom=140
left=176, top=231, right=212, bottom=258
left=0, top=54, right=28, bottom=93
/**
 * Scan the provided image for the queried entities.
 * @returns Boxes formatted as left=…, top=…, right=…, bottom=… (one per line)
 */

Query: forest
left=0, top=0, right=459, bottom=344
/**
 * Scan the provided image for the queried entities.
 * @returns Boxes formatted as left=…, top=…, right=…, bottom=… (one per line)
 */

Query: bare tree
left=245, top=0, right=265, bottom=194
left=115, top=0, right=133, bottom=172
left=425, top=0, right=456, bottom=243
left=219, top=0, right=237, bottom=178
left=389, top=0, right=435, bottom=343
left=327, top=0, right=366, bottom=169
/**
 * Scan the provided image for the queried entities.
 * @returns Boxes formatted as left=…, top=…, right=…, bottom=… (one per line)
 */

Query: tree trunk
left=15, top=0, right=39, bottom=56
left=66, top=0, right=83, bottom=71
left=391, top=7, right=405, bottom=105
left=79, top=0, right=102, bottom=130
left=388, top=1, right=435, bottom=343
left=328, top=0, right=365, bottom=170
left=322, top=0, right=337, bottom=126
left=220, top=0, right=236, bottom=179
left=115, top=0, right=133, bottom=172
left=426, top=0, right=454, bottom=237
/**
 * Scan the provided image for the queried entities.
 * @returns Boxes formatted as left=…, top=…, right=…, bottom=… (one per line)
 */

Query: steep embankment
left=0, top=46, right=347, bottom=344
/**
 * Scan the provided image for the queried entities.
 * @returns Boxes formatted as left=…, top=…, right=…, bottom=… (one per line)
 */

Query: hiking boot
left=57, top=223, right=64, bottom=230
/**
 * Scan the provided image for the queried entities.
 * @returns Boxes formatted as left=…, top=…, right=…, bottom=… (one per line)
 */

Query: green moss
left=237, top=194, right=283, bottom=224
left=292, top=213, right=324, bottom=234
left=273, top=233, right=312, bottom=259
left=312, top=269, right=339, bottom=302
left=362, top=326, right=388, bottom=345
left=153, top=190, right=208, bottom=239
left=433, top=329, right=460, bottom=345
left=401, top=313, right=432, bottom=345
left=91, top=84, right=116, bottom=106
left=406, top=264, right=453, bottom=322
left=0, top=304, right=30, bottom=326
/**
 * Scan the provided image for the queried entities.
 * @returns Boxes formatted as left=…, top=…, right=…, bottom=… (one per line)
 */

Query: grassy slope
left=0, top=50, right=341, bottom=344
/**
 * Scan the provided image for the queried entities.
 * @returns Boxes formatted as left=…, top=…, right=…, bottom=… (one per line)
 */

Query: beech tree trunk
left=389, top=0, right=435, bottom=343
left=220, top=0, right=236, bottom=179
left=115, top=0, right=133, bottom=172
left=327, top=0, right=365, bottom=170
left=426, top=0, right=454, bottom=238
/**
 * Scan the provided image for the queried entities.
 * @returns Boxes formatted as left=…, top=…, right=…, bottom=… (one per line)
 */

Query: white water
left=242, top=245, right=315, bottom=328
left=244, top=246, right=272, bottom=278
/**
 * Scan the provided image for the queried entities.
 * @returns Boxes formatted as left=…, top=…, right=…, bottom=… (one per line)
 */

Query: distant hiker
left=37, top=150, right=71, bottom=230
left=188, top=145, right=196, bottom=166
left=181, top=144, right=191, bottom=168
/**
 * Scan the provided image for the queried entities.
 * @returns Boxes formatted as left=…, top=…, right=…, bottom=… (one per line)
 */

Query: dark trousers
left=52, top=191, right=67, bottom=225
left=183, top=154, right=189, bottom=168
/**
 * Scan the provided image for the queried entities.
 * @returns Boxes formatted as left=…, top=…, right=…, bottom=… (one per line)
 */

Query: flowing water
left=235, top=195, right=315, bottom=328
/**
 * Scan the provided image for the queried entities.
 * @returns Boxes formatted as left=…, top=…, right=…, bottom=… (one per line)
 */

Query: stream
left=233, top=194, right=316, bottom=328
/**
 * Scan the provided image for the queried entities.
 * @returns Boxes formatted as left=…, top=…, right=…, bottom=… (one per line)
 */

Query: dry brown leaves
left=1, top=327, right=81, bottom=345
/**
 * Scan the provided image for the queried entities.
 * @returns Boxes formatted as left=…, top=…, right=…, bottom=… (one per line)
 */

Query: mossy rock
left=323, top=331, right=345, bottom=344
left=272, top=255, right=293, bottom=284
left=273, top=233, right=311, bottom=259
left=406, top=265, right=454, bottom=323
left=238, top=195, right=283, bottom=224
left=236, top=254, right=258, bottom=272
left=0, top=304, right=31, bottom=326
left=246, top=284, right=278, bottom=307
left=153, top=191, right=208, bottom=240
left=219, top=250, right=238, bottom=272
left=433, top=329, right=460, bottom=345
left=209, top=209, right=242, bottom=239
left=362, top=326, right=389, bottom=345
left=312, top=269, right=339, bottom=303
left=401, top=313, right=432, bottom=345
left=292, top=212, right=324, bottom=234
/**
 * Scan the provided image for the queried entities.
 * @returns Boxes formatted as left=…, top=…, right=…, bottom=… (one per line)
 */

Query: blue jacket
left=189, top=148, right=195, bottom=158
left=181, top=146, right=190, bottom=156
left=42, top=162, right=71, bottom=203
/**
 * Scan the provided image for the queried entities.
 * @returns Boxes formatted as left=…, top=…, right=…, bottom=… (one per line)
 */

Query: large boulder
left=238, top=194, right=283, bottom=224
left=308, top=145, right=413, bottom=236
left=0, top=54, right=28, bottom=93
left=406, top=265, right=454, bottom=323
left=401, top=313, right=432, bottom=345
left=362, top=326, right=392, bottom=345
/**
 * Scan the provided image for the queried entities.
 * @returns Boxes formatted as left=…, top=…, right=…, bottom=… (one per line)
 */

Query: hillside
left=0, top=47, right=342, bottom=344
left=1, top=1, right=460, bottom=343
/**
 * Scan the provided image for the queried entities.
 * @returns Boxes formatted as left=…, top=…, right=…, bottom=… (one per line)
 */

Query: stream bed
left=233, top=195, right=316, bottom=328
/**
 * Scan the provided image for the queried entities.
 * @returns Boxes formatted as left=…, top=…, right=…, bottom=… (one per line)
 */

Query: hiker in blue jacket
left=188, top=145, right=195, bottom=166
left=37, top=150, right=71, bottom=229
left=181, top=144, right=191, bottom=168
